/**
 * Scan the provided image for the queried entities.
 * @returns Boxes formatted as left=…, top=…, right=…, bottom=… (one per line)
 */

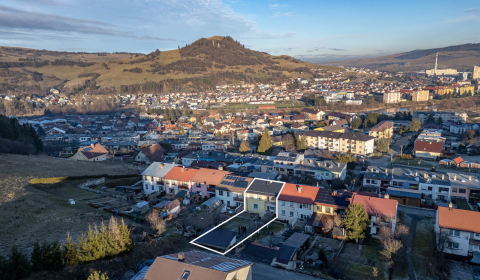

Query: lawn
left=220, top=216, right=252, bottom=232
left=452, top=198, right=471, bottom=210
left=412, top=217, right=436, bottom=279
left=251, top=221, right=285, bottom=241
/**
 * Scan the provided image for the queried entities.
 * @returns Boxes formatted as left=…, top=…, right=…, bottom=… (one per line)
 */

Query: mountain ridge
left=328, top=43, right=480, bottom=72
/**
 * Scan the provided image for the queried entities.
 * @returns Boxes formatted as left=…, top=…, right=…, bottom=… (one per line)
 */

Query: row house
left=294, top=159, right=347, bottom=181
left=277, top=183, right=318, bottom=227
left=142, top=162, right=178, bottom=195
left=215, top=175, right=254, bottom=209
left=163, top=166, right=198, bottom=194
left=191, top=169, right=231, bottom=199
left=273, top=152, right=304, bottom=176
left=245, top=179, right=284, bottom=218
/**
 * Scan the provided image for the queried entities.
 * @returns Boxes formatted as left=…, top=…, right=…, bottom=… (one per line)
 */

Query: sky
left=0, top=0, right=479, bottom=63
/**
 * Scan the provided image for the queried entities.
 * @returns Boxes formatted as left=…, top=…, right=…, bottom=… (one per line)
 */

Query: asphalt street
left=252, top=263, right=325, bottom=280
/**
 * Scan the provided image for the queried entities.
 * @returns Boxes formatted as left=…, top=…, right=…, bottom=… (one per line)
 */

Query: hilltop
left=0, top=36, right=340, bottom=95
left=329, top=43, right=480, bottom=72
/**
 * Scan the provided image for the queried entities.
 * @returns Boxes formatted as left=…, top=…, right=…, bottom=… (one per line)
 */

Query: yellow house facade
left=245, top=179, right=284, bottom=218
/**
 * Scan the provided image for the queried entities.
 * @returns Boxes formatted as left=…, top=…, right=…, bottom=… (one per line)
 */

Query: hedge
left=31, top=174, right=140, bottom=184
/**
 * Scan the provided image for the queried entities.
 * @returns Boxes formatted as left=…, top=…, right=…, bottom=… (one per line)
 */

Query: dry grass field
left=0, top=154, right=141, bottom=256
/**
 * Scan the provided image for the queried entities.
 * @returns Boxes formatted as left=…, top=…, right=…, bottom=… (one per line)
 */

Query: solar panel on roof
left=84, top=147, right=92, bottom=152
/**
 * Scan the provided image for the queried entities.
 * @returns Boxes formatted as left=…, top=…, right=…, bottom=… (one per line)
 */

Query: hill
left=0, top=36, right=340, bottom=95
left=328, top=43, right=480, bottom=72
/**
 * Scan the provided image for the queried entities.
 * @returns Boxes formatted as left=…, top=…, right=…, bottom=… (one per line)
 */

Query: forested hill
left=0, top=36, right=339, bottom=96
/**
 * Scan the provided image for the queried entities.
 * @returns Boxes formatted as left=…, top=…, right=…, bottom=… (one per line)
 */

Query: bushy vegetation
left=0, top=217, right=131, bottom=279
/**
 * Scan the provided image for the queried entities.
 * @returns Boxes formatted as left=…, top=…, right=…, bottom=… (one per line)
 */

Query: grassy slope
left=2, top=42, right=342, bottom=92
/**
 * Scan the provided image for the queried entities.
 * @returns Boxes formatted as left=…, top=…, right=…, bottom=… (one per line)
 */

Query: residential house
left=369, top=121, right=394, bottom=139
left=163, top=166, right=198, bottom=195
left=301, top=108, right=325, bottom=121
left=435, top=205, right=480, bottom=258
left=448, top=173, right=480, bottom=202
left=273, top=152, right=304, bottom=176
left=140, top=251, right=253, bottom=280
left=414, top=141, right=444, bottom=160
left=68, top=143, right=108, bottom=162
left=351, top=193, right=398, bottom=237
left=295, top=159, right=347, bottom=181
left=277, top=183, right=319, bottom=226
left=309, top=188, right=350, bottom=233
left=215, top=175, right=253, bottom=209
left=190, top=168, right=231, bottom=199
left=142, top=162, right=178, bottom=195
left=135, top=144, right=166, bottom=164
left=245, top=179, right=285, bottom=218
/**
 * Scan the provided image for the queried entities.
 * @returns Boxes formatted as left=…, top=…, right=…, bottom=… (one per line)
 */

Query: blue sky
left=0, top=0, right=479, bottom=62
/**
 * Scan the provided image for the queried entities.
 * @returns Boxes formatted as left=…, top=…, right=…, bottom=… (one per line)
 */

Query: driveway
left=252, top=263, right=325, bottom=280
left=398, top=205, right=435, bottom=218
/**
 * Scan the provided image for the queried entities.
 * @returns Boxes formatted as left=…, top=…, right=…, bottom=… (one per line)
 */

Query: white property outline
left=190, top=178, right=286, bottom=255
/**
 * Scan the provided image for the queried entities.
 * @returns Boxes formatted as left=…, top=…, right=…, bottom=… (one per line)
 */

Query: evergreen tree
left=239, top=140, right=250, bottom=153
left=6, top=245, right=31, bottom=280
left=343, top=203, right=370, bottom=243
left=352, top=117, right=362, bottom=129
left=64, top=232, right=78, bottom=265
left=398, top=124, right=407, bottom=135
left=30, top=241, right=43, bottom=271
left=37, top=126, right=45, bottom=136
left=119, top=219, right=133, bottom=252
left=257, top=129, right=273, bottom=154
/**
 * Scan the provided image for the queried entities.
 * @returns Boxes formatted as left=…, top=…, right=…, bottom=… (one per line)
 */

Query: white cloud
left=268, top=4, right=288, bottom=9
left=272, top=12, right=292, bottom=18
left=448, top=8, right=480, bottom=22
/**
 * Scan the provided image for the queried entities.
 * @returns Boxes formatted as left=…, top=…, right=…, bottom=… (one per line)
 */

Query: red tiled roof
left=438, top=206, right=480, bottom=233
left=351, top=193, right=398, bottom=218
left=79, top=143, right=108, bottom=159
left=452, top=157, right=464, bottom=165
left=191, top=168, right=231, bottom=185
left=278, top=183, right=319, bottom=204
left=164, top=166, right=198, bottom=181
left=370, top=120, right=394, bottom=132
left=414, top=141, right=443, bottom=154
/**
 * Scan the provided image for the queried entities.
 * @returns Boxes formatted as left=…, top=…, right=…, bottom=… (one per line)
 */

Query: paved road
left=252, top=263, right=325, bottom=280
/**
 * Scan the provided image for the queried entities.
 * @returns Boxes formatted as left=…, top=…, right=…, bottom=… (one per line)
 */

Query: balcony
left=207, top=186, right=216, bottom=193
left=233, top=196, right=244, bottom=202
left=177, top=184, right=190, bottom=190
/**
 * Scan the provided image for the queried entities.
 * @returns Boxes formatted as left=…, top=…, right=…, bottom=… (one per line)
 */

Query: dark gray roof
left=196, top=227, right=236, bottom=249
left=340, top=132, right=374, bottom=141
left=246, top=179, right=284, bottom=196
left=314, top=188, right=350, bottom=208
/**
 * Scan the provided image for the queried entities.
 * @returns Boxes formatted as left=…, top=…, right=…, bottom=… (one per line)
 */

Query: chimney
left=424, top=173, right=428, bottom=179
left=297, top=185, right=302, bottom=193
left=182, top=166, right=185, bottom=172
left=301, top=160, right=304, bottom=165
left=469, top=176, right=472, bottom=181
left=454, top=175, right=457, bottom=180
left=384, top=194, right=389, bottom=199
left=317, top=182, right=319, bottom=187
left=332, top=190, right=337, bottom=196
left=442, top=174, right=444, bottom=180
left=309, top=159, right=313, bottom=163
left=415, top=172, right=418, bottom=177
left=160, top=163, right=164, bottom=168
left=178, top=252, right=185, bottom=261
left=449, top=202, right=453, bottom=210
left=218, top=165, right=223, bottom=170
left=371, top=168, right=373, bottom=172
left=385, top=169, right=388, bottom=175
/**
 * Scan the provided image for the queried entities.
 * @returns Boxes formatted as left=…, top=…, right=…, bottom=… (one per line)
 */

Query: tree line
left=0, top=217, right=131, bottom=280
left=0, top=115, right=43, bottom=155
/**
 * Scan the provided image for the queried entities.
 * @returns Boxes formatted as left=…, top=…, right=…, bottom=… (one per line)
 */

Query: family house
left=142, top=162, right=178, bottom=195
left=68, top=143, right=109, bottom=162
left=277, top=183, right=319, bottom=226
left=163, top=166, right=198, bottom=195
left=245, top=179, right=284, bottom=218
left=351, top=193, right=398, bottom=238
left=190, top=168, right=231, bottom=200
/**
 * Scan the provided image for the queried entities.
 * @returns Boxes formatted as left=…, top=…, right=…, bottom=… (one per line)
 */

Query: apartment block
left=412, top=90, right=429, bottom=102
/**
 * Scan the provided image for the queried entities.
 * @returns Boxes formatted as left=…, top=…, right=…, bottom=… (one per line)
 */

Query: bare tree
left=146, top=212, right=166, bottom=236
left=378, top=226, right=403, bottom=264
left=108, top=216, right=121, bottom=244
left=333, top=214, right=343, bottom=228
left=324, top=218, right=334, bottom=234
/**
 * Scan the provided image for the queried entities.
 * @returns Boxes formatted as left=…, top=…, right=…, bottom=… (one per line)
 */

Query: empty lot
left=0, top=154, right=140, bottom=256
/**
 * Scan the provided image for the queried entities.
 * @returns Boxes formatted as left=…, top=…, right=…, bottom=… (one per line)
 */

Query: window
left=253, top=204, right=258, bottom=209
left=452, top=188, right=457, bottom=193
left=181, top=271, right=191, bottom=279
left=449, top=229, right=460, bottom=237
left=227, top=201, right=230, bottom=206
left=281, top=210, right=286, bottom=216
left=289, top=211, right=294, bottom=217
left=219, top=190, right=223, bottom=196
left=196, top=182, right=200, bottom=187
left=475, top=233, right=480, bottom=238
left=227, top=192, right=230, bottom=197
left=471, top=245, right=480, bottom=251
left=371, top=180, right=376, bottom=184
left=459, top=189, right=466, bottom=194
left=326, top=207, right=331, bottom=214
left=427, top=187, right=432, bottom=191
left=281, top=201, right=286, bottom=206
left=447, top=242, right=459, bottom=249
left=392, top=181, right=398, bottom=186
left=289, top=202, right=294, bottom=207
left=317, top=206, right=323, bottom=212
